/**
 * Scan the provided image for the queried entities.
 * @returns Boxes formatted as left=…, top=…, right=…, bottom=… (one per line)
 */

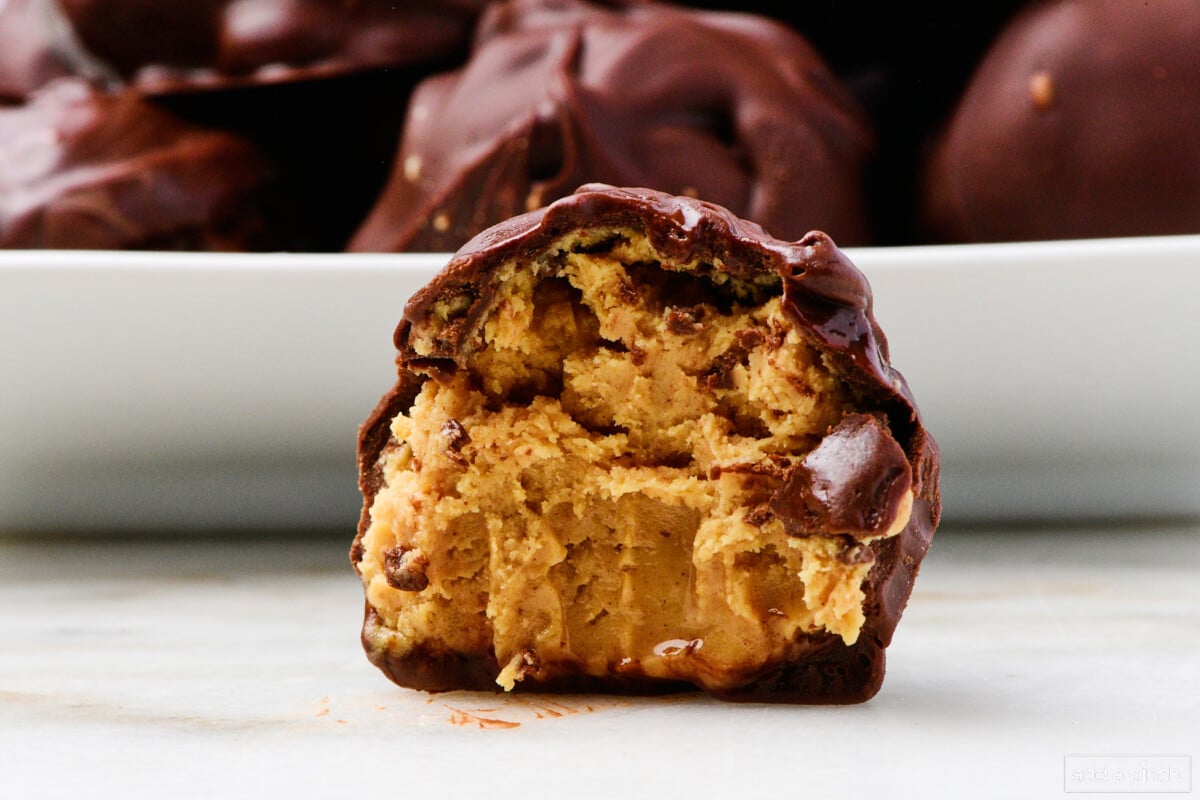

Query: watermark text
left=1065, top=755, right=1191, bottom=793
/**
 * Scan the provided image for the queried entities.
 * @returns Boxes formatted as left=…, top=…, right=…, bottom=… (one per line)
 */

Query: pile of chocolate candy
left=2, top=0, right=1196, bottom=251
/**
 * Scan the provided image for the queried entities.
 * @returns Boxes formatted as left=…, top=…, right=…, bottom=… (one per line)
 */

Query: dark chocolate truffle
left=922, top=0, right=1200, bottom=243
left=0, top=79, right=275, bottom=249
left=348, top=0, right=874, bottom=252
left=352, top=185, right=939, bottom=704
left=0, top=0, right=486, bottom=96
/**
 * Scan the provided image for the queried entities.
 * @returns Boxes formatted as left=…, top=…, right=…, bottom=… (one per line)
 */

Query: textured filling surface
left=358, top=230, right=904, bottom=692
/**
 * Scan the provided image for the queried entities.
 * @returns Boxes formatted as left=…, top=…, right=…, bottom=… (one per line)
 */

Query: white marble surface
left=1, top=524, right=1197, bottom=799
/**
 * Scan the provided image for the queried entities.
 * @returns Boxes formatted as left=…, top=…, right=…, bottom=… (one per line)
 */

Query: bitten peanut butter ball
left=348, top=0, right=873, bottom=252
left=352, top=185, right=939, bottom=704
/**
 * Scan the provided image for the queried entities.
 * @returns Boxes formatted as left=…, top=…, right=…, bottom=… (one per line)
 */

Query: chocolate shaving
left=383, top=546, right=430, bottom=592
left=665, top=306, right=705, bottom=335
left=440, top=418, right=470, bottom=465
left=744, top=505, right=774, bottom=527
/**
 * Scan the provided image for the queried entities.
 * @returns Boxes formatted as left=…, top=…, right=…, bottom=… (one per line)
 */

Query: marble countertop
left=2, top=523, right=1197, bottom=799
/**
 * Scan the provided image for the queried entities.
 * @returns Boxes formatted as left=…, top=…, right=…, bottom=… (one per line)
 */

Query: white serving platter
left=2, top=236, right=1198, bottom=530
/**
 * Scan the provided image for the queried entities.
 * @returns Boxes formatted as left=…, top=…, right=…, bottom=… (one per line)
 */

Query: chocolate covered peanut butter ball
left=923, top=0, right=1200, bottom=242
left=352, top=185, right=939, bottom=703
left=0, top=79, right=275, bottom=249
left=349, top=0, right=874, bottom=252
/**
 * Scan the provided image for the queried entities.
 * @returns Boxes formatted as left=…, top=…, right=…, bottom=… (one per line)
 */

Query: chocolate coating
left=349, top=0, right=873, bottom=252
left=0, top=1, right=434, bottom=250
left=355, top=185, right=939, bottom=703
left=0, top=79, right=275, bottom=249
left=923, top=0, right=1200, bottom=242
left=771, top=413, right=912, bottom=541
left=0, top=0, right=484, bottom=96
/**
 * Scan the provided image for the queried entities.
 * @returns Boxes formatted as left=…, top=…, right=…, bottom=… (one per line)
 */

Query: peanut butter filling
left=358, top=230, right=912, bottom=692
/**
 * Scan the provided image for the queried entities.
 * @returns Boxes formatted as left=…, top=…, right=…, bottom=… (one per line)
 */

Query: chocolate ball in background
left=0, top=79, right=278, bottom=250
left=0, top=0, right=492, bottom=250
left=922, top=0, right=1200, bottom=243
left=349, top=0, right=874, bottom=252
left=668, top=0, right=1027, bottom=244
left=0, top=0, right=488, bottom=93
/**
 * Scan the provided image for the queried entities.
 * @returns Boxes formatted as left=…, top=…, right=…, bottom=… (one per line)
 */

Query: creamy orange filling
left=359, top=230, right=908, bottom=691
